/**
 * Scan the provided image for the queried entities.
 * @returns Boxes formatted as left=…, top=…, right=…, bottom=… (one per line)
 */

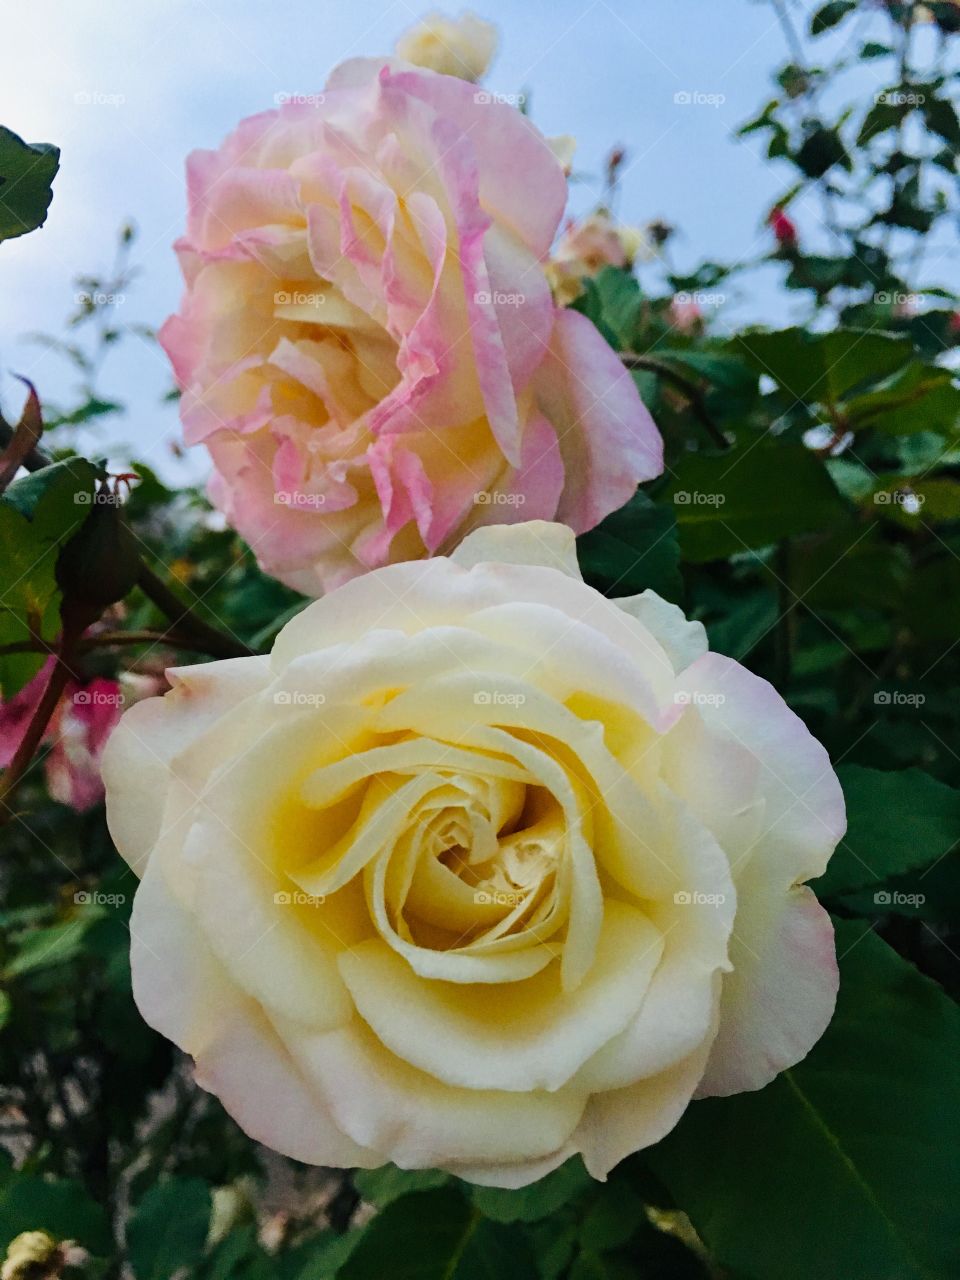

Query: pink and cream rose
left=159, top=60, right=662, bottom=595
left=103, top=521, right=843, bottom=1187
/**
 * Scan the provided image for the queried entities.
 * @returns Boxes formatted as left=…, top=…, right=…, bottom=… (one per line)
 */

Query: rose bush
left=159, top=59, right=662, bottom=596
left=103, top=521, right=843, bottom=1187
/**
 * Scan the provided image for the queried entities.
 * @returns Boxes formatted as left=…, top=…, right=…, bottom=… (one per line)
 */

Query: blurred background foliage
left=0, top=1, right=959, bottom=1277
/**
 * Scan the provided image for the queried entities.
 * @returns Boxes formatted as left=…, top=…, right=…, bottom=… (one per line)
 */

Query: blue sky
left=0, top=0, right=953, bottom=481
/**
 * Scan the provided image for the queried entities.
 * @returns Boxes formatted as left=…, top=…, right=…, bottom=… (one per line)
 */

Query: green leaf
left=810, top=1, right=857, bottom=34
left=0, top=1177, right=111, bottom=1254
left=706, top=590, right=778, bottom=660
left=661, top=441, right=844, bottom=561
left=571, top=267, right=641, bottom=351
left=871, top=475, right=960, bottom=526
left=4, top=917, right=98, bottom=978
left=0, top=127, right=59, bottom=241
left=338, top=1188, right=473, bottom=1280
left=845, top=363, right=960, bottom=436
left=354, top=1165, right=450, bottom=1209
left=0, top=457, right=97, bottom=697
left=648, top=922, right=960, bottom=1280
left=127, top=1178, right=212, bottom=1280
left=577, top=491, right=682, bottom=601
left=858, top=99, right=908, bottom=146
left=338, top=1187, right=539, bottom=1280
left=814, top=766, right=960, bottom=899
left=795, top=125, right=849, bottom=178
left=922, top=97, right=960, bottom=148
left=861, top=41, right=894, bottom=58
left=469, top=1157, right=592, bottom=1223
left=734, top=327, right=912, bottom=406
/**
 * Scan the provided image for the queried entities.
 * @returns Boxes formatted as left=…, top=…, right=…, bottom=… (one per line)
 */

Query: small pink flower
left=769, top=205, right=798, bottom=248
left=668, top=298, right=703, bottom=334
left=160, top=59, right=663, bottom=595
left=0, top=663, right=126, bottom=813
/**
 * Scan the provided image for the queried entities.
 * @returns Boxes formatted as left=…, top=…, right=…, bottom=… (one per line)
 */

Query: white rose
left=395, top=10, right=498, bottom=82
left=103, top=521, right=843, bottom=1187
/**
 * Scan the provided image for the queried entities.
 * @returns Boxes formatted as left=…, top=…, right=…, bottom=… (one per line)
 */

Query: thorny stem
left=620, top=353, right=730, bottom=449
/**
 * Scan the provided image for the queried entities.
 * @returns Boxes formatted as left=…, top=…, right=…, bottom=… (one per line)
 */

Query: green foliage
left=127, top=1178, right=212, bottom=1280
left=0, top=457, right=98, bottom=695
left=1, top=4, right=958, bottom=1279
left=0, top=127, right=59, bottom=241
left=648, top=923, right=960, bottom=1280
left=816, top=766, right=960, bottom=899
left=0, top=1171, right=110, bottom=1255
left=661, top=439, right=846, bottom=561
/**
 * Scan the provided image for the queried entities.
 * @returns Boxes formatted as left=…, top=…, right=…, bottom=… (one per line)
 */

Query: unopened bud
left=55, top=480, right=141, bottom=616
left=1, top=1231, right=57, bottom=1280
